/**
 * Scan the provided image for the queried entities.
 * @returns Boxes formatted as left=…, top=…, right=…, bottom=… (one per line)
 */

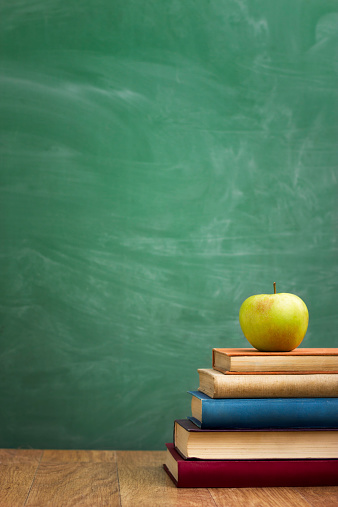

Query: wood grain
left=116, top=450, right=217, bottom=507
left=41, top=449, right=116, bottom=463
left=295, top=487, right=338, bottom=507
left=0, top=463, right=39, bottom=507
left=25, top=462, right=120, bottom=506
left=0, top=449, right=42, bottom=463
left=209, top=486, right=313, bottom=507
left=1, top=449, right=338, bottom=506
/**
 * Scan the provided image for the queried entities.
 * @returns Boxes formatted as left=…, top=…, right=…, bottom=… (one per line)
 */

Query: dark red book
left=163, top=443, right=338, bottom=488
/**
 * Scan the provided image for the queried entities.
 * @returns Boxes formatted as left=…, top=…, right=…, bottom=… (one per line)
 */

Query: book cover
left=198, top=368, right=338, bottom=398
left=189, top=391, right=338, bottom=429
left=163, top=443, right=338, bottom=488
left=212, top=347, right=338, bottom=374
left=174, top=419, right=338, bottom=460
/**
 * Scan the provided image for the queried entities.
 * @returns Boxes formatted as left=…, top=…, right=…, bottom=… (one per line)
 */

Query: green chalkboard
left=1, top=0, right=337, bottom=450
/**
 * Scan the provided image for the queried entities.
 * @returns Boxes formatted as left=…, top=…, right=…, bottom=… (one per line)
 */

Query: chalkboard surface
left=1, top=1, right=337, bottom=450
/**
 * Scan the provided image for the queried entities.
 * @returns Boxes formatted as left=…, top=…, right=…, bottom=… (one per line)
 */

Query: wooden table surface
left=1, top=448, right=338, bottom=506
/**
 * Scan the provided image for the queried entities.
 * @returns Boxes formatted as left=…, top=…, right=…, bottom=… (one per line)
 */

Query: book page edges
left=213, top=348, right=338, bottom=357
left=197, top=369, right=338, bottom=398
left=212, top=367, right=338, bottom=375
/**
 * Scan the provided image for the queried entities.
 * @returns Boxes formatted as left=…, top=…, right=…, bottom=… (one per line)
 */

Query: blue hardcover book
left=188, top=391, right=338, bottom=429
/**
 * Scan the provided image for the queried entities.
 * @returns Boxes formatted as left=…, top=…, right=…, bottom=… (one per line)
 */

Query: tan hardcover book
left=198, top=368, right=338, bottom=399
left=174, top=419, right=338, bottom=460
left=212, top=348, right=338, bottom=374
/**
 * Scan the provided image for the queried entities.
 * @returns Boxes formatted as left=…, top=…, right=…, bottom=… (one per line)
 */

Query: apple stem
left=273, top=282, right=276, bottom=294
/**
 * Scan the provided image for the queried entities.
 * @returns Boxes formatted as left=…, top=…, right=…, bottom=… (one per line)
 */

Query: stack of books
left=164, top=347, right=338, bottom=488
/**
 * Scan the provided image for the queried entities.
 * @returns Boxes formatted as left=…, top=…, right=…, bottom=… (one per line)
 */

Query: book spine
left=164, top=460, right=338, bottom=488
left=192, top=398, right=338, bottom=429
left=213, top=370, right=338, bottom=375
left=198, top=370, right=338, bottom=398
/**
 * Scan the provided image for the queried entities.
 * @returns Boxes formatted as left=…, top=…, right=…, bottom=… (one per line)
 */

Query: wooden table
left=1, top=448, right=338, bottom=506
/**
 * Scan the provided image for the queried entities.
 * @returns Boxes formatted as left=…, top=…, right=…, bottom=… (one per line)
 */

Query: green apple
left=239, top=283, right=309, bottom=352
